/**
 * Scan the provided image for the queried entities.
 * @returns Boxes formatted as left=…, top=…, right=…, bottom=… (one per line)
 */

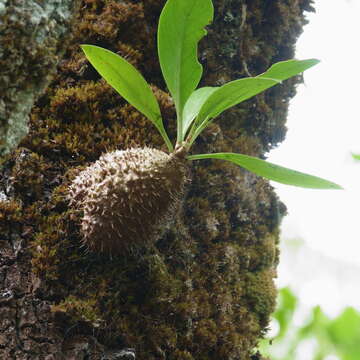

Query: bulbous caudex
left=69, top=146, right=189, bottom=254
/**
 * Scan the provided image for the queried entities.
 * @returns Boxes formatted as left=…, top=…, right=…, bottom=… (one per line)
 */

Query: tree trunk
left=0, top=0, right=313, bottom=359
left=0, top=0, right=80, bottom=156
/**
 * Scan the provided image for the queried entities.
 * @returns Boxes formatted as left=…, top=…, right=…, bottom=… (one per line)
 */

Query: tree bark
left=0, top=0, right=80, bottom=156
left=0, top=0, right=313, bottom=359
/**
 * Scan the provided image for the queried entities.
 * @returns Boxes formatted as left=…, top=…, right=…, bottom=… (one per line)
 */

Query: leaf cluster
left=81, top=0, right=341, bottom=190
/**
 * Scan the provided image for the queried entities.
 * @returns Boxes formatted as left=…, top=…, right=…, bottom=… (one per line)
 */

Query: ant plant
left=70, top=0, right=341, bottom=254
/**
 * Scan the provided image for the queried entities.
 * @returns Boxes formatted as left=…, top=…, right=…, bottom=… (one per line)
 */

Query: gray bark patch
left=0, top=0, right=79, bottom=156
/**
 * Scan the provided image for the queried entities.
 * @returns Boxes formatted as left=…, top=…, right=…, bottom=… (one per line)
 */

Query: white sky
left=269, top=0, right=360, bottom=266
left=267, top=0, right=360, bottom=316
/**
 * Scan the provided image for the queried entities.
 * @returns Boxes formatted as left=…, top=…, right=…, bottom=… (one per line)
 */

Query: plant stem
left=163, top=131, right=174, bottom=153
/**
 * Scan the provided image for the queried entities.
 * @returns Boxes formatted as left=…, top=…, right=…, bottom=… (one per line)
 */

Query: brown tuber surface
left=69, top=147, right=189, bottom=254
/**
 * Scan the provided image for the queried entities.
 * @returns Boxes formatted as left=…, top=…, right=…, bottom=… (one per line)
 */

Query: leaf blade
left=188, top=59, right=320, bottom=145
left=188, top=77, right=278, bottom=144
left=182, top=87, right=217, bottom=141
left=188, top=152, right=342, bottom=189
left=257, top=58, right=320, bottom=81
left=81, top=44, right=173, bottom=151
left=158, top=0, right=214, bottom=137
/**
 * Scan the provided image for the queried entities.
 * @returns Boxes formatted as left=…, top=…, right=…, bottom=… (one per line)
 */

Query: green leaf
left=158, top=0, right=214, bottom=141
left=81, top=44, right=173, bottom=152
left=351, top=153, right=360, bottom=161
left=327, top=308, right=360, bottom=360
left=297, top=306, right=330, bottom=339
left=181, top=87, right=217, bottom=141
left=187, top=152, right=342, bottom=189
left=258, top=58, right=320, bottom=81
left=187, top=59, right=320, bottom=146
left=328, top=308, right=360, bottom=345
left=274, top=288, right=298, bottom=339
left=187, top=77, right=278, bottom=145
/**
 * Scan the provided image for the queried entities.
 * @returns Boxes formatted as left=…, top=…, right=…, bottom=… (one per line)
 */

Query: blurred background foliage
left=259, top=287, right=360, bottom=360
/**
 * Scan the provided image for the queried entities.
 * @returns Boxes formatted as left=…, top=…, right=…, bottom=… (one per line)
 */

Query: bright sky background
left=268, top=0, right=360, bottom=314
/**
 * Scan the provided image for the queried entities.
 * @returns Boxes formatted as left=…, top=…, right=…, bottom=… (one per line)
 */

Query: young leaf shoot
left=158, top=0, right=214, bottom=142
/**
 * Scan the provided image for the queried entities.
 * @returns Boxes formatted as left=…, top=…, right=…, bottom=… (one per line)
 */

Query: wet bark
left=0, top=0, right=313, bottom=359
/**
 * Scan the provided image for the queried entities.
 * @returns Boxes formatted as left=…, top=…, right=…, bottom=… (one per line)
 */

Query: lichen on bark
left=0, top=0, right=80, bottom=156
left=0, top=0, right=314, bottom=358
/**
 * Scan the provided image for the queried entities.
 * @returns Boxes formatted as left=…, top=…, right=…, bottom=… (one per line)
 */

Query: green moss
left=10, top=148, right=50, bottom=201
left=0, top=200, right=22, bottom=232
left=170, top=349, right=194, bottom=360
left=52, top=294, right=103, bottom=327
left=245, top=270, right=277, bottom=328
